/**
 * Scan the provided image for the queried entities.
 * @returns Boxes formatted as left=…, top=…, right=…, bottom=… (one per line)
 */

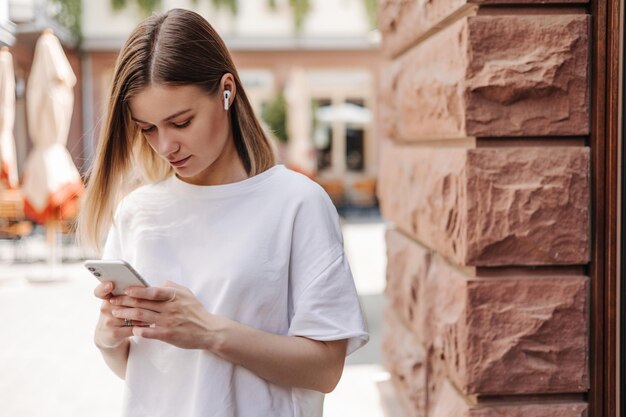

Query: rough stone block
left=430, top=380, right=588, bottom=417
left=429, top=380, right=469, bottom=417
left=470, top=403, right=588, bottom=417
left=386, top=229, right=431, bottom=341
left=459, top=276, right=589, bottom=394
left=379, top=0, right=468, bottom=59
left=383, top=15, right=589, bottom=139
left=378, top=144, right=590, bottom=266
left=378, top=142, right=467, bottom=263
left=382, top=308, right=427, bottom=417
left=380, top=0, right=589, bottom=59
left=392, top=18, right=470, bottom=140
left=386, top=229, right=467, bottom=345
left=385, top=230, right=589, bottom=395
left=379, top=63, right=401, bottom=139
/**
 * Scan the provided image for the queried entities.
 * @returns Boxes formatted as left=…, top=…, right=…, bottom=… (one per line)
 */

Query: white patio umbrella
left=0, top=46, right=18, bottom=189
left=315, top=102, right=371, bottom=125
left=22, top=29, right=83, bottom=279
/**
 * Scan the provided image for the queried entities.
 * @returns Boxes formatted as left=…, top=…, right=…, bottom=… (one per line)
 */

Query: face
left=128, top=82, right=243, bottom=186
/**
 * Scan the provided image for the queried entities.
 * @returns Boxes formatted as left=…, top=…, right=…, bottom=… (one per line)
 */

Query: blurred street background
left=0, top=0, right=389, bottom=415
left=0, top=215, right=388, bottom=417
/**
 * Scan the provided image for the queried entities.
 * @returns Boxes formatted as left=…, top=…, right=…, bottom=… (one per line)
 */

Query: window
left=346, top=127, right=364, bottom=172
left=312, top=98, right=332, bottom=172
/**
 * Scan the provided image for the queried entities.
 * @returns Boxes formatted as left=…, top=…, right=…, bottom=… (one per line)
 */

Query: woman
left=78, top=8, right=368, bottom=417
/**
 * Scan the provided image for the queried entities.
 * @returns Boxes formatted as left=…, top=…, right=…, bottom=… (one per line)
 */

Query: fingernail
left=124, top=289, right=131, bottom=296
left=111, top=309, right=119, bottom=316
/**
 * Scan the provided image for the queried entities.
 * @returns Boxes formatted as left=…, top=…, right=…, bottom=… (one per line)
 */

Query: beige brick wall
left=377, top=0, right=591, bottom=415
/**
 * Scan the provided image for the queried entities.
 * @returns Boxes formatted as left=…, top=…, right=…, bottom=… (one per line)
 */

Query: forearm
left=96, top=338, right=130, bottom=380
left=110, top=284, right=348, bottom=391
left=210, top=320, right=346, bottom=393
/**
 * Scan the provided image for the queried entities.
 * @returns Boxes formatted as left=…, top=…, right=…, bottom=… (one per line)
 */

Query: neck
left=178, top=134, right=248, bottom=186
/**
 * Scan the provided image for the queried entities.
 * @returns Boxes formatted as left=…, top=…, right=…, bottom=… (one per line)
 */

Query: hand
left=93, top=281, right=149, bottom=350
left=108, top=281, right=225, bottom=350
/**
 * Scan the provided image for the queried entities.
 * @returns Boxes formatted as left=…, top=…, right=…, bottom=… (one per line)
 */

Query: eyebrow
left=131, top=108, right=192, bottom=124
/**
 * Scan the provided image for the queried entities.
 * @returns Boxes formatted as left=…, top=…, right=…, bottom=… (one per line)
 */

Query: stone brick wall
left=377, top=1, right=591, bottom=415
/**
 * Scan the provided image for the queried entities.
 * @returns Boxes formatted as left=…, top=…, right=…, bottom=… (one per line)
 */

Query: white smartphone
left=84, top=259, right=149, bottom=296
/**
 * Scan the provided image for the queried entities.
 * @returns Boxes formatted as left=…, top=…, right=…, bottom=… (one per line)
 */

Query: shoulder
left=115, top=179, right=170, bottom=217
left=271, top=167, right=333, bottom=207
left=272, top=169, right=341, bottom=233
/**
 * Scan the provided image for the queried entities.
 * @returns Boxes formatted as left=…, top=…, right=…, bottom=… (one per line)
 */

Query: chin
left=176, top=163, right=218, bottom=184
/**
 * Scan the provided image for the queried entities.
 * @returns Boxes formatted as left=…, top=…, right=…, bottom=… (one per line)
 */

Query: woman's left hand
left=109, top=281, right=224, bottom=350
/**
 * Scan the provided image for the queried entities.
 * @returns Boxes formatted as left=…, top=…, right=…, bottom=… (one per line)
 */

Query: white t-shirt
left=102, top=164, right=369, bottom=417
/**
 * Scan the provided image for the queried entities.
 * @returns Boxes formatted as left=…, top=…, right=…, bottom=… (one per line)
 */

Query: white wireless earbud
left=223, top=90, right=231, bottom=110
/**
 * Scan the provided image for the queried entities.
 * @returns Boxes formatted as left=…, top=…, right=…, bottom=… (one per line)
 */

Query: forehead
left=128, top=84, right=211, bottom=120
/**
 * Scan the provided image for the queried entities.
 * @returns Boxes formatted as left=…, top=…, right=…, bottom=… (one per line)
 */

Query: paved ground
left=0, top=217, right=389, bottom=417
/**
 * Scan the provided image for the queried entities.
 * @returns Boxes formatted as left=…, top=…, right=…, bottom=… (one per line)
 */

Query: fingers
left=112, top=307, right=160, bottom=325
left=109, top=295, right=164, bottom=312
left=94, top=281, right=115, bottom=299
left=101, top=314, right=132, bottom=328
left=116, top=318, right=151, bottom=328
left=94, top=310, right=137, bottom=350
left=95, top=282, right=157, bottom=350
left=100, top=306, right=151, bottom=328
left=94, top=323, right=136, bottom=349
left=132, top=326, right=170, bottom=341
left=125, top=285, right=178, bottom=302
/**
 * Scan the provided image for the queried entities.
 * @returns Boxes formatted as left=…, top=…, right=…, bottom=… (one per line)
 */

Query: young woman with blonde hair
left=78, top=8, right=368, bottom=417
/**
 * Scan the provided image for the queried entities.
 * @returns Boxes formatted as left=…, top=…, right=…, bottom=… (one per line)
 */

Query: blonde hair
left=78, top=8, right=276, bottom=251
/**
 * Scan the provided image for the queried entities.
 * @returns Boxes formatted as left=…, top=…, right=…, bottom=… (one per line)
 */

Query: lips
left=169, top=155, right=191, bottom=168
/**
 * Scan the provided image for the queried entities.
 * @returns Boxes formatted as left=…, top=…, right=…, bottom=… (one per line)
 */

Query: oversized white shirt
left=102, top=165, right=369, bottom=417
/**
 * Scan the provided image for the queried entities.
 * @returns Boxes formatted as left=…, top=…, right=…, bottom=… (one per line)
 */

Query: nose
left=155, top=132, right=180, bottom=158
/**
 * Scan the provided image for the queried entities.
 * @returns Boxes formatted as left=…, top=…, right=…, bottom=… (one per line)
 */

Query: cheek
left=199, top=115, right=228, bottom=147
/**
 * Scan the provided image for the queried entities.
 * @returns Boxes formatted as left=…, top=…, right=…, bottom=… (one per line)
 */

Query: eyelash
left=174, top=119, right=192, bottom=129
left=140, top=119, right=192, bottom=134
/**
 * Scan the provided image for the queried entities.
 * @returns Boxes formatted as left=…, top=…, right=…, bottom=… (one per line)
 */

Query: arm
left=110, top=281, right=348, bottom=393
left=93, top=281, right=142, bottom=379
left=214, top=322, right=347, bottom=393
left=95, top=335, right=130, bottom=380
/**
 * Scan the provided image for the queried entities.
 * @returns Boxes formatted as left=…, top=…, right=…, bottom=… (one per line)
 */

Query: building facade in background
left=81, top=0, right=382, bottom=207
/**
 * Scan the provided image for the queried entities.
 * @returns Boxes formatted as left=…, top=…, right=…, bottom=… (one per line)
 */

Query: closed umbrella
left=21, top=29, right=83, bottom=278
left=0, top=46, right=18, bottom=189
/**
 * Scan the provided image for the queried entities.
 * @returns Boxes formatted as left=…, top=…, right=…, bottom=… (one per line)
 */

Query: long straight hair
left=78, top=8, right=277, bottom=251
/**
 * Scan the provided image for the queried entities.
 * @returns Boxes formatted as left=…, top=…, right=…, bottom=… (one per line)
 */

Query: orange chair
left=0, top=189, right=33, bottom=260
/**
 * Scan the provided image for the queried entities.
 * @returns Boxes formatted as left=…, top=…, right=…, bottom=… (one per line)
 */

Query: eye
left=173, top=119, right=192, bottom=129
left=140, top=125, right=156, bottom=134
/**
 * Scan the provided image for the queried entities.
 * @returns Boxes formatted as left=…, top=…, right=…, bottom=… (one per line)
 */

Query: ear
left=220, top=73, right=236, bottom=108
